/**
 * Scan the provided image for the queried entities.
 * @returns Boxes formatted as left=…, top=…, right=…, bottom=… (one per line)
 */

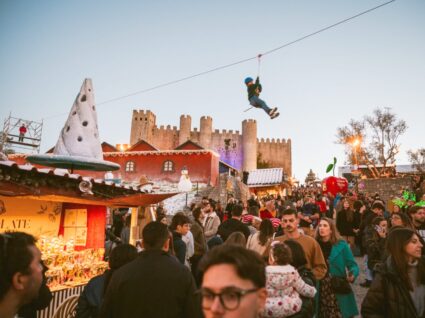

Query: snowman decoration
left=178, top=166, right=192, bottom=193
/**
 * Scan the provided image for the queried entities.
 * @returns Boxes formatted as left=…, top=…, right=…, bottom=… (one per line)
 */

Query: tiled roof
left=247, top=168, right=284, bottom=186
left=0, top=160, right=142, bottom=192
left=0, top=160, right=177, bottom=206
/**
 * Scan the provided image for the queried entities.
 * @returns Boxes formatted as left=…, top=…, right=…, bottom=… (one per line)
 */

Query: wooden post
left=129, top=207, right=139, bottom=246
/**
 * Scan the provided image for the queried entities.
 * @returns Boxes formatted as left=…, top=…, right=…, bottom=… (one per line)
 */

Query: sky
left=1, top=0, right=424, bottom=182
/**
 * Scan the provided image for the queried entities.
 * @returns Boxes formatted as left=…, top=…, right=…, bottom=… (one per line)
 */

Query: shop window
left=163, top=160, right=174, bottom=172
left=125, top=161, right=135, bottom=172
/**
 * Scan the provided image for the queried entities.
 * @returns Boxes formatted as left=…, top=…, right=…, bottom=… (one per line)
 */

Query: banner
left=0, top=195, right=62, bottom=237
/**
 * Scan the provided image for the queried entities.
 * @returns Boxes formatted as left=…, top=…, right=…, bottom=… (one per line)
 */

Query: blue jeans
left=249, top=95, right=271, bottom=114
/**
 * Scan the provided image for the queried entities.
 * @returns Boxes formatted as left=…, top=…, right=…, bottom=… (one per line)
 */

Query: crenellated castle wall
left=257, top=138, right=292, bottom=176
left=152, top=125, right=179, bottom=149
left=130, top=110, right=291, bottom=174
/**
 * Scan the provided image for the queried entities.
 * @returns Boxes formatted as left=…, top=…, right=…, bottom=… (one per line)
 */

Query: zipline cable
left=43, top=0, right=395, bottom=120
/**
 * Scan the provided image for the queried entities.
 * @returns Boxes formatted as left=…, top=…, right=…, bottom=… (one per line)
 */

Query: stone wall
left=257, top=138, right=292, bottom=176
left=359, top=177, right=413, bottom=204
left=130, top=110, right=291, bottom=174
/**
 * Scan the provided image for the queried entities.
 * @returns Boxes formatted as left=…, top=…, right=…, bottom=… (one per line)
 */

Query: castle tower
left=242, top=119, right=257, bottom=171
left=199, top=116, right=213, bottom=149
left=179, top=115, right=192, bottom=145
left=130, top=110, right=156, bottom=146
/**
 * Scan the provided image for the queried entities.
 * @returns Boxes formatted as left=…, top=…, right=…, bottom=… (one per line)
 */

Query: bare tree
left=408, top=148, right=425, bottom=174
left=336, top=108, right=407, bottom=178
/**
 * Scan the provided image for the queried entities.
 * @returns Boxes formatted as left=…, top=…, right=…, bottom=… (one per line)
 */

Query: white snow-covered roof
left=247, top=168, right=284, bottom=187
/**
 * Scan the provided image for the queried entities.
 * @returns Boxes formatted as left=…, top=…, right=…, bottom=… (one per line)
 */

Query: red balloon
left=322, top=176, right=348, bottom=196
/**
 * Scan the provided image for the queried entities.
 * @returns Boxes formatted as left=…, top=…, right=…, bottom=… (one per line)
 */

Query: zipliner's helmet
left=244, top=77, right=253, bottom=84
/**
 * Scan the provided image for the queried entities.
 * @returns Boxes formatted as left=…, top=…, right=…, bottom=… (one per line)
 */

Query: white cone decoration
left=27, top=78, right=120, bottom=171
left=54, top=79, right=103, bottom=159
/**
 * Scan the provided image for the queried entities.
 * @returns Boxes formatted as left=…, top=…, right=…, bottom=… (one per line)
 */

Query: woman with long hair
left=336, top=199, right=360, bottom=251
left=362, top=228, right=425, bottom=317
left=246, top=218, right=275, bottom=258
left=315, top=218, right=359, bottom=318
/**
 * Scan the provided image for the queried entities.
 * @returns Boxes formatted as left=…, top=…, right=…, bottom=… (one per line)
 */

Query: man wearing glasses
left=198, top=244, right=267, bottom=318
left=0, top=232, right=44, bottom=318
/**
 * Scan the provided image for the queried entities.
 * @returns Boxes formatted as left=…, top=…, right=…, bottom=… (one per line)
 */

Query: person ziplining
left=244, top=55, right=279, bottom=119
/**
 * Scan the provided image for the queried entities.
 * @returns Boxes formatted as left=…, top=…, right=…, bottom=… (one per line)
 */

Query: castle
left=130, top=110, right=292, bottom=176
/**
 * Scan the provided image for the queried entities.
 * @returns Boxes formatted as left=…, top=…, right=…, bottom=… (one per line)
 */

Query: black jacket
left=361, top=257, right=425, bottom=318
left=172, top=231, right=186, bottom=265
left=217, top=218, right=251, bottom=241
left=365, top=237, right=387, bottom=272
left=99, top=250, right=200, bottom=318
left=336, top=209, right=360, bottom=236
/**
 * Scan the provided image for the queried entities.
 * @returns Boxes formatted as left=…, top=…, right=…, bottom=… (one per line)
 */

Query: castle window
left=162, top=160, right=174, bottom=172
left=125, top=161, right=135, bottom=172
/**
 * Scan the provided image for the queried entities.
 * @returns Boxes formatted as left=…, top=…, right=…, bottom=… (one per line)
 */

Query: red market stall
left=0, top=160, right=176, bottom=317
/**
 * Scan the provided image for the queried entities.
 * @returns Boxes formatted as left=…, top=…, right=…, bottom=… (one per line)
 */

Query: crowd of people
left=1, top=187, right=425, bottom=318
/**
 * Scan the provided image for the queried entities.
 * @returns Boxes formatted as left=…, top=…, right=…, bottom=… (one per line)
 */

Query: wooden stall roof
left=0, top=161, right=176, bottom=207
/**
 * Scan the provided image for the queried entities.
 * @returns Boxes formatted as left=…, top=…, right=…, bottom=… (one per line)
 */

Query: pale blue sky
left=1, top=0, right=424, bottom=181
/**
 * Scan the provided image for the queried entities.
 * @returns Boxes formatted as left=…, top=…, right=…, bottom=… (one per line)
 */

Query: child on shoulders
left=264, top=241, right=316, bottom=317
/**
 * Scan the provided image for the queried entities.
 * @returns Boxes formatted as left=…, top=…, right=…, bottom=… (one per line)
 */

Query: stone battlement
left=180, top=114, right=191, bottom=119
left=133, top=109, right=154, bottom=116
left=258, top=138, right=291, bottom=145
left=157, top=125, right=178, bottom=131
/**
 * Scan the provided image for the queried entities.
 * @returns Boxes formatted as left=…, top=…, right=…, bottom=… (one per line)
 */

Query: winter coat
left=361, top=257, right=425, bottom=318
left=264, top=265, right=316, bottom=318
left=190, top=220, right=207, bottom=256
left=247, top=76, right=262, bottom=99
left=203, top=212, right=220, bottom=241
left=172, top=231, right=187, bottom=265
left=336, top=209, right=360, bottom=236
left=99, top=250, right=200, bottom=318
left=366, top=236, right=387, bottom=272
left=318, top=240, right=359, bottom=318
left=75, top=273, right=106, bottom=318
